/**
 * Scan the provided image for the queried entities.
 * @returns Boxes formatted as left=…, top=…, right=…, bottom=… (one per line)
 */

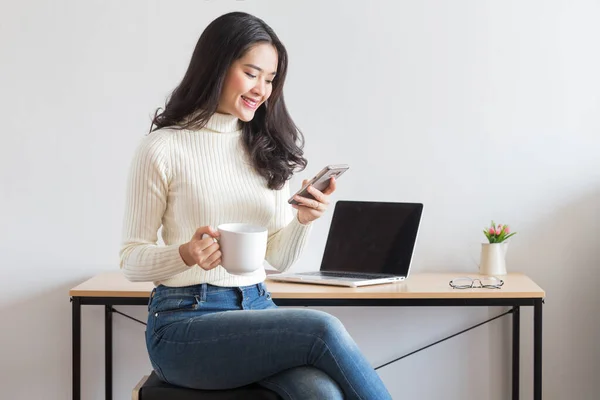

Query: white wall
left=1, top=0, right=598, bottom=399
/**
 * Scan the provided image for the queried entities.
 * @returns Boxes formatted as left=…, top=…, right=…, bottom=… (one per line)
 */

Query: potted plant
left=480, top=221, right=517, bottom=276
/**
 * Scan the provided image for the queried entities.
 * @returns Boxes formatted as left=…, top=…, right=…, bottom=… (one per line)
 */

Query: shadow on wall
left=506, top=187, right=600, bottom=400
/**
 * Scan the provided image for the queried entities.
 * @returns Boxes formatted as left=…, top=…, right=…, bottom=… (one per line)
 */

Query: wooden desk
left=70, top=271, right=545, bottom=400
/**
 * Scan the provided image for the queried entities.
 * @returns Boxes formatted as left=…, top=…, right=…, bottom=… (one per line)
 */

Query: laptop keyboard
left=299, top=271, right=397, bottom=280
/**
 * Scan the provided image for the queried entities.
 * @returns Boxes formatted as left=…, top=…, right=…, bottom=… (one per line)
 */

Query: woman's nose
left=252, top=80, right=266, bottom=96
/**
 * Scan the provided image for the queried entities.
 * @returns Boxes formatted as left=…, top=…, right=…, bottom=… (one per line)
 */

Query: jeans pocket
left=150, top=294, right=200, bottom=335
left=263, top=284, right=273, bottom=300
left=151, top=294, right=199, bottom=315
left=258, top=282, right=271, bottom=299
left=258, top=283, right=276, bottom=309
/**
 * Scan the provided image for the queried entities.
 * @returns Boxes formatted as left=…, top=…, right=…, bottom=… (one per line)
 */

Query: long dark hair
left=150, top=12, right=307, bottom=190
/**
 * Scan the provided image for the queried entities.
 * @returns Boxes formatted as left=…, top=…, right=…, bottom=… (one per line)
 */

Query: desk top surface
left=69, top=271, right=545, bottom=299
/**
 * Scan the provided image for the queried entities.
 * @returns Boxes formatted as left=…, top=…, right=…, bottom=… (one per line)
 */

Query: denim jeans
left=146, top=282, right=392, bottom=400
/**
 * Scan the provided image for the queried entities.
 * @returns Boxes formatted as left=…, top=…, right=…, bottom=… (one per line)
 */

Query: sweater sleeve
left=119, top=133, right=190, bottom=282
left=265, top=179, right=313, bottom=272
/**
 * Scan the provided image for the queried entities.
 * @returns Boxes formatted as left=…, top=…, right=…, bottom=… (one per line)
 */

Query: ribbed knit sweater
left=119, top=112, right=312, bottom=287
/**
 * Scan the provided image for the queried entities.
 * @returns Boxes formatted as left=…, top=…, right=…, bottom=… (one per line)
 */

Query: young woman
left=120, top=11, right=392, bottom=400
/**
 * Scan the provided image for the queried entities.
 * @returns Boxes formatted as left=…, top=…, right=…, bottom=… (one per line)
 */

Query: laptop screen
left=319, top=201, right=423, bottom=276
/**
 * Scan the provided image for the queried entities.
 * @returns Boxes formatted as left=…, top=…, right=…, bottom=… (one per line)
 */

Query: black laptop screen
left=319, top=201, right=423, bottom=276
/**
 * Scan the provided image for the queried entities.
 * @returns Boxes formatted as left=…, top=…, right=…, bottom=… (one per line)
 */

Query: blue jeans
left=146, top=282, right=392, bottom=400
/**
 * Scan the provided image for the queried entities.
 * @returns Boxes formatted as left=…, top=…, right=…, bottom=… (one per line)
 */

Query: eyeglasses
left=449, top=276, right=504, bottom=289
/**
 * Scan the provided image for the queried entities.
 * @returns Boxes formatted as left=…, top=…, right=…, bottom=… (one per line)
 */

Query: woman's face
left=217, top=43, right=278, bottom=122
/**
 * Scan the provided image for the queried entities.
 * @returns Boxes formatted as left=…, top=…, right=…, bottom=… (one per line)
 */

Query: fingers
left=192, top=226, right=220, bottom=251
left=305, top=185, right=331, bottom=205
left=188, top=225, right=223, bottom=270
left=293, top=194, right=325, bottom=211
left=193, top=226, right=220, bottom=241
left=206, top=256, right=222, bottom=270
left=202, top=246, right=222, bottom=270
left=294, top=181, right=332, bottom=211
left=190, top=241, right=222, bottom=270
left=188, top=240, right=218, bottom=260
left=322, top=177, right=337, bottom=195
left=198, top=236, right=217, bottom=252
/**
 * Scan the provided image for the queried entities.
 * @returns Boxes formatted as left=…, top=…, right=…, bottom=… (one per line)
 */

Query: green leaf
left=504, top=232, right=517, bottom=240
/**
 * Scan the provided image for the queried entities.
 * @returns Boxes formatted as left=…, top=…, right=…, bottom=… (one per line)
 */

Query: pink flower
left=495, top=227, right=502, bottom=235
left=504, top=225, right=510, bottom=234
left=489, top=228, right=495, bottom=235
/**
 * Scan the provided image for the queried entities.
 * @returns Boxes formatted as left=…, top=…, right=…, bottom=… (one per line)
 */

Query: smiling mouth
left=241, top=96, right=259, bottom=110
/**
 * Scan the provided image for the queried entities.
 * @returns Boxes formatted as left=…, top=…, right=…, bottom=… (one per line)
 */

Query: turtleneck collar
left=203, top=112, right=241, bottom=133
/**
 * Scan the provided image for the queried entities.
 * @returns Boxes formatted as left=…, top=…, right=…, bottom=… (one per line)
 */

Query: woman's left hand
left=292, top=177, right=337, bottom=225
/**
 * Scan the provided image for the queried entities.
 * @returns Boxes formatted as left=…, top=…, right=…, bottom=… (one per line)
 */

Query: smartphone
left=288, top=164, right=349, bottom=205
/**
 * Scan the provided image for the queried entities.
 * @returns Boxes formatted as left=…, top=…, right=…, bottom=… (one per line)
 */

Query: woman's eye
left=245, top=72, right=272, bottom=85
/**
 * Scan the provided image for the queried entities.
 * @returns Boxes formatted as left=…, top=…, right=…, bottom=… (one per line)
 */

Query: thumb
left=193, top=226, right=219, bottom=240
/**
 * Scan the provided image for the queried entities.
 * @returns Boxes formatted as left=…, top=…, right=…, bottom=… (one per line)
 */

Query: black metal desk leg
left=72, top=297, right=81, bottom=400
left=105, top=305, right=113, bottom=400
left=512, top=306, right=520, bottom=400
left=534, top=299, right=543, bottom=400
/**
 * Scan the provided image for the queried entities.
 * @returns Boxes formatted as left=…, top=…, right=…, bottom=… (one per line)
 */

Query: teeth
left=242, top=96, right=257, bottom=106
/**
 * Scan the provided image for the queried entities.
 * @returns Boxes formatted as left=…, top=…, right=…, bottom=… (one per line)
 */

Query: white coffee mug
left=217, top=223, right=268, bottom=275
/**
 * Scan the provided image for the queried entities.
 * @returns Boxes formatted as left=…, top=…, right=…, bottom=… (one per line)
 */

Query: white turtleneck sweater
left=119, top=112, right=312, bottom=287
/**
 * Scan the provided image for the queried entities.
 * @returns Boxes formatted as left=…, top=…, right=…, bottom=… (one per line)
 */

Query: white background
left=1, top=1, right=599, bottom=399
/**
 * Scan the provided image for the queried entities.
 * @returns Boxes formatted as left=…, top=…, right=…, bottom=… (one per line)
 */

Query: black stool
left=133, top=371, right=282, bottom=400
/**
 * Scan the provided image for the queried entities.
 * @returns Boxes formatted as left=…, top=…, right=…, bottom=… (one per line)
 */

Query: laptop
left=267, top=201, right=424, bottom=287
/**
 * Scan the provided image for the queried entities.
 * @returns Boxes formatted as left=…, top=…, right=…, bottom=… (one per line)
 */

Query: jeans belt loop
left=199, top=283, right=207, bottom=302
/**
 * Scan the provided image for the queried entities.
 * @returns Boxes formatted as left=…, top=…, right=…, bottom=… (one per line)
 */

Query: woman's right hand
left=179, top=226, right=222, bottom=270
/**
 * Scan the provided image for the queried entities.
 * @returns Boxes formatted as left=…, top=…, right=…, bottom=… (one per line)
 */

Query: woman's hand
left=179, top=226, right=222, bottom=270
left=292, top=177, right=337, bottom=225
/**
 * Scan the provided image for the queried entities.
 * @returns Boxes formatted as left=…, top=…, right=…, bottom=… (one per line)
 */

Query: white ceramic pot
left=479, top=242, right=509, bottom=276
